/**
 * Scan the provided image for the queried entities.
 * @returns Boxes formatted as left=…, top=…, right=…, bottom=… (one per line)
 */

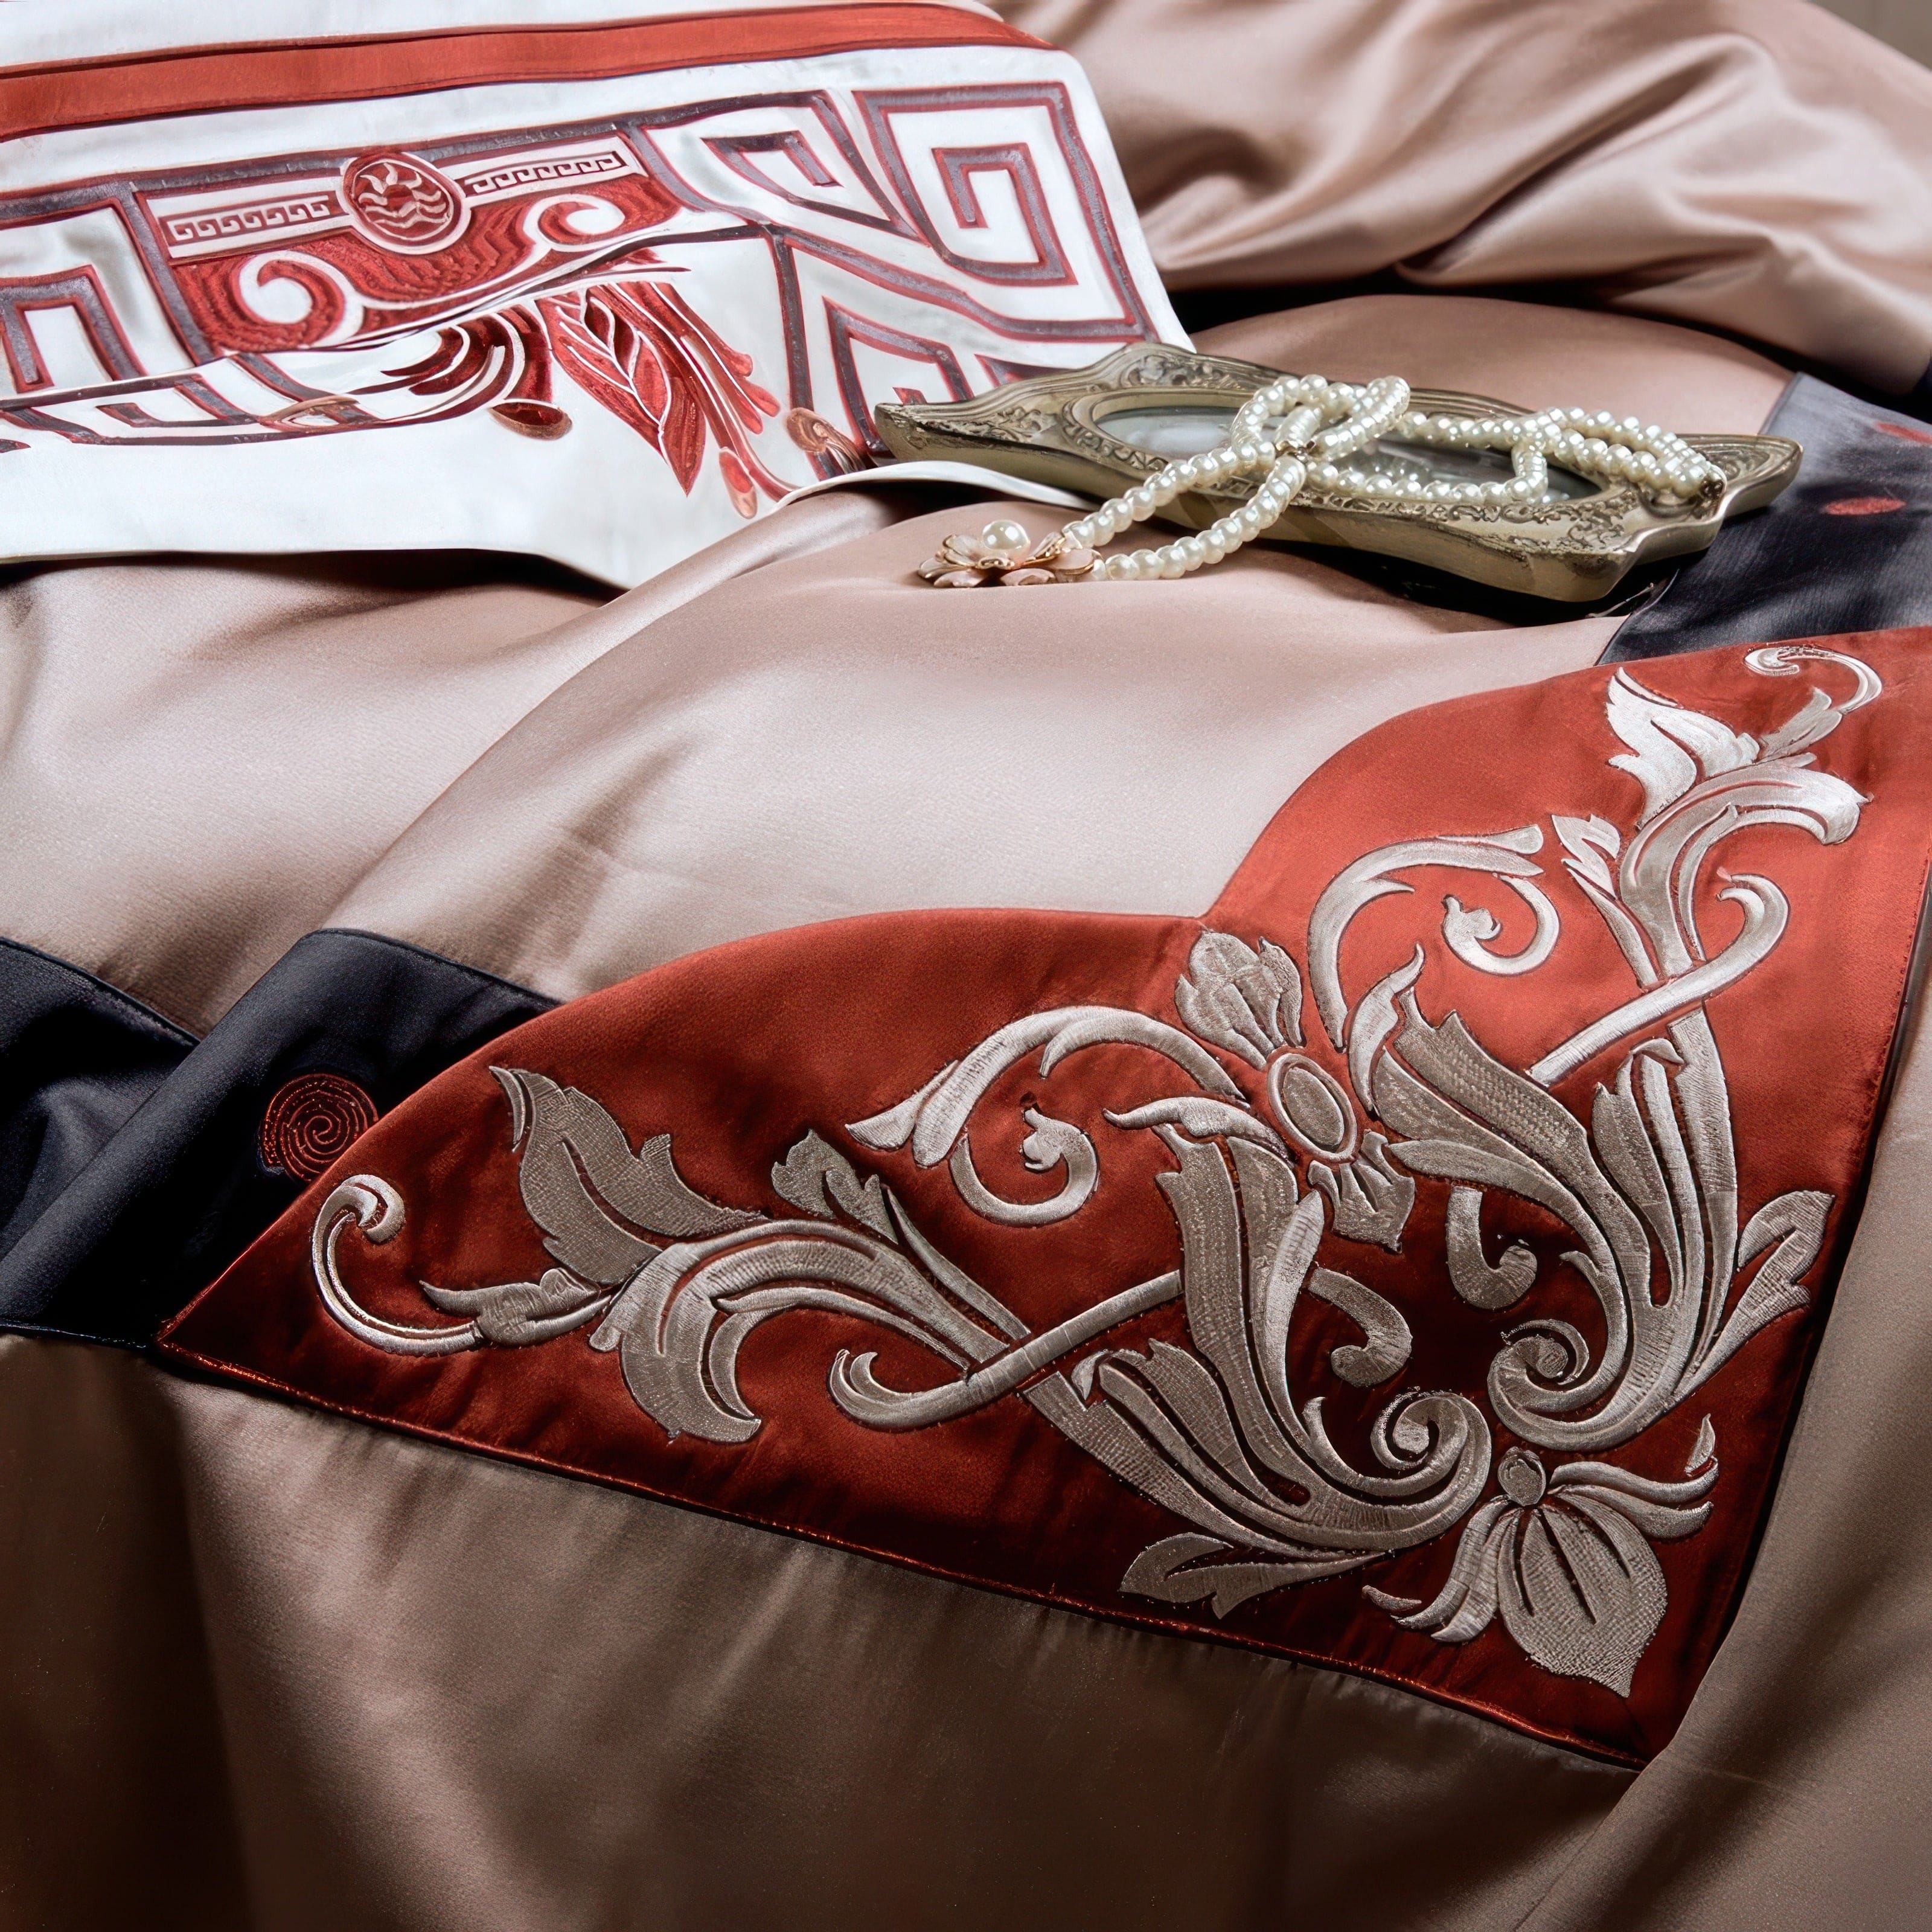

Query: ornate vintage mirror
left=875, top=344, right=1800, bottom=603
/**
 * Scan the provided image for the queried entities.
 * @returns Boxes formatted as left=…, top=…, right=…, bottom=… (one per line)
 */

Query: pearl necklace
left=918, top=371, right=1726, bottom=588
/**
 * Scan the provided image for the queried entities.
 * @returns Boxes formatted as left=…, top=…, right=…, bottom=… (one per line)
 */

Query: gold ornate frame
left=875, top=344, right=1800, bottom=603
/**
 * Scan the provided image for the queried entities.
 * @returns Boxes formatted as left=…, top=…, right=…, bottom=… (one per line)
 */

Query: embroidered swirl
left=312, top=644, right=1873, bottom=1697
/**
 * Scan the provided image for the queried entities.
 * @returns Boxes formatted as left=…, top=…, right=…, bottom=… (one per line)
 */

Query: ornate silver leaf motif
left=1363, top=1450, right=1718, bottom=1697
left=315, top=644, right=1875, bottom=1698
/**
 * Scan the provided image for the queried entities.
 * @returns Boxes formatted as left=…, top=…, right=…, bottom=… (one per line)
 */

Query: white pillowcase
left=0, top=0, right=1183, bottom=583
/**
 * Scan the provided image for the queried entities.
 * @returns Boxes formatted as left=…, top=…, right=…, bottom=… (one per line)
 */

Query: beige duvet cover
left=5, top=4, right=1931, bottom=1927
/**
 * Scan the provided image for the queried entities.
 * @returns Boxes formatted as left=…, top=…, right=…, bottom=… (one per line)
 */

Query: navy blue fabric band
left=1606, top=374, right=1932, bottom=662
left=0, top=929, right=551, bottom=1345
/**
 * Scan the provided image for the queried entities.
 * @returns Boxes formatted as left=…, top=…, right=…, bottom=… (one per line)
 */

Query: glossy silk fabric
left=999, top=0, right=1932, bottom=398
left=8, top=0, right=1932, bottom=1921
left=163, top=636, right=1932, bottom=1763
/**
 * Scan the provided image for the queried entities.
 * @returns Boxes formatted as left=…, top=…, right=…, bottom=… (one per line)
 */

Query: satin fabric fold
left=1001, top=0, right=1932, bottom=395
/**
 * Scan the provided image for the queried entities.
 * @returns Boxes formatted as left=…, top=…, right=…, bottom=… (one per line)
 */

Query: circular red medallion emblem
left=260, top=1072, right=380, bottom=1182
left=341, top=151, right=466, bottom=252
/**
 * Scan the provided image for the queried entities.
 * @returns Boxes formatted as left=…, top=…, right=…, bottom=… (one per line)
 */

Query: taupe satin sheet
left=0, top=296, right=1777, bottom=1025
left=325, top=297, right=1771, bottom=1002
left=0, top=494, right=897, bottom=1035
left=328, top=503, right=1612, bottom=1000
left=0, top=1335, right=1625, bottom=1932
left=0, top=1339, right=247, bottom=1932
left=1198, top=295, right=1792, bottom=437
left=0, top=298, right=1888, bottom=1930
left=10, top=988, right=1932, bottom=1930
left=1000, top=0, right=1932, bottom=395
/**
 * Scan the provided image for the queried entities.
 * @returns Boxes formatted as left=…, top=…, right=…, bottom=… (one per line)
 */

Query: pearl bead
left=1006, top=368, right=1717, bottom=590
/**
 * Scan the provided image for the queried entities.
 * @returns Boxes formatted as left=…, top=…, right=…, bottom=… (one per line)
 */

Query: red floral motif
left=541, top=278, right=780, bottom=494
left=166, top=636, right=1932, bottom=1764
left=366, top=263, right=786, bottom=511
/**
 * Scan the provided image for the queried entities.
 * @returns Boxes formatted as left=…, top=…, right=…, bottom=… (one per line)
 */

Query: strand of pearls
left=1031, top=373, right=1722, bottom=585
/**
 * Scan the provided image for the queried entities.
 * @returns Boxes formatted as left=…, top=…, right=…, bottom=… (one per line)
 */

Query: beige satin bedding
left=0, top=1332, right=1619, bottom=1932
left=1001, top=0, right=1932, bottom=397
left=8, top=988, right=1932, bottom=1931
left=0, top=294, right=1784, bottom=1031
left=7, top=3, right=1932, bottom=1927
left=0, top=494, right=900, bottom=1034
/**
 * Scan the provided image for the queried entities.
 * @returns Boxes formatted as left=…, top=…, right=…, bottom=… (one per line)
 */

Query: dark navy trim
left=0, top=929, right=553, bottom=1346
left=0, top=937, right=196, bottom=1267
left=1605, top=374, right=1932, bottom=662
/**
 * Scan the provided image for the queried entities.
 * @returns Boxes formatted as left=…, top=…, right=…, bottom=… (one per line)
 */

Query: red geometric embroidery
left=3, top=7, right=1047, bottom=141
left=341, top=152, right=468, bottom=253
left=1, top=36, right=1163, bottom=511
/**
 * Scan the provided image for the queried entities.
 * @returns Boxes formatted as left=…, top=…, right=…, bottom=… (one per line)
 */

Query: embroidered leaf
left=1375, top=1496, right=1514, bottom=1643
left=770, top=1129, right=891, bottom=1233
left=1174, top=930, right=1302, bottom=1067
left=542, top=284, right=677, bottom=462
left=1552, top=813, right=1622, bottom=892
left=1606, top=671, right=1761, bottom=822
left=362, top=305, right=552, bottom=419
left=492, top=1067, right=758, bottom=1285
left=1499, top=1492, right=1666, bottom=1697
left=1104, top=1095, right=1282, bottom=1145
left=537, top=275, right=778, bottom=494
left=1121, top=1532, right=1313, bottom=1617
left=420, top=1267, right=610, bottom=1345
left=1689, top=1187, right=1829, bottom=1390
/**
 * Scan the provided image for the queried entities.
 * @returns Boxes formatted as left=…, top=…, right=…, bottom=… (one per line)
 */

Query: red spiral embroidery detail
left=260, top=1073, right=380, bottom=1182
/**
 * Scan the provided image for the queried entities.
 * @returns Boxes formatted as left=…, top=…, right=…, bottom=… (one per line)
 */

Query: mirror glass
left=1095, top=403, right=1596, bottom=499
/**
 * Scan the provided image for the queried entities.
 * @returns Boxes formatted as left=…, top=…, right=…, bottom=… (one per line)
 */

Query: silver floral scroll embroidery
left=313, top=644, right=1875, bottom=1695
